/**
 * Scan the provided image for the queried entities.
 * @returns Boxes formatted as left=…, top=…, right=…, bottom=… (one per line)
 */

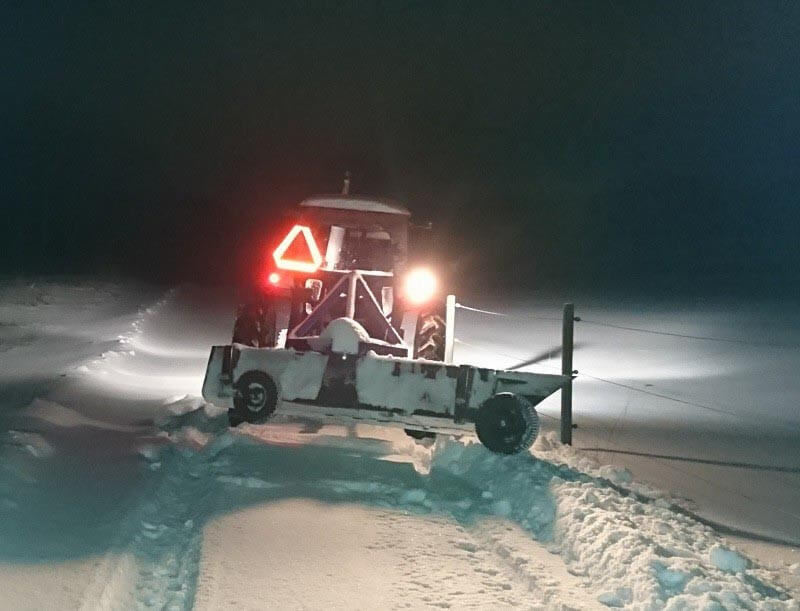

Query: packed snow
left=0, top=279, right=797, bottom=609
left=356, top=351, right=458, bottom=412
left=307, top=316, right=371, bottom=354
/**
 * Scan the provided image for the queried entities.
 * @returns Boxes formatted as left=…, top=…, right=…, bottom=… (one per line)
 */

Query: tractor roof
left=300, top=195, right=411, bottom=216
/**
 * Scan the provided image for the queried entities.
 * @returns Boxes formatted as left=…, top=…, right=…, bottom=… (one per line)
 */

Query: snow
left=307, top=316, right=370, bottom=354
left=300, top=195, right=411, bottom=216
left=195, top=500, right=598, bottom=610
left=356, top=352, right=457, bottom=412
left=710, top=545, right=750, bottom=573
left=452, top=296, right=800, bottom=547
left=4, top=429, right=54, bottom=458
left=25, top=397, right=142, bottom=432
left=278, top=351, right=328, bottom=399
left=433, top=436, right=796, bottom=607
left=229, top=348, right=329, bottom=403
left=0, top=279, right=798, bottom=609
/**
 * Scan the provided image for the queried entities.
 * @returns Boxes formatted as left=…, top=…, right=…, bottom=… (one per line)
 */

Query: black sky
left=3, top=2, right=799, bottom=294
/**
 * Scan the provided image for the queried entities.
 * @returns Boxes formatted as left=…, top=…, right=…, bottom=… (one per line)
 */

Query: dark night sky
left=3, top=2, right=799, bottom=294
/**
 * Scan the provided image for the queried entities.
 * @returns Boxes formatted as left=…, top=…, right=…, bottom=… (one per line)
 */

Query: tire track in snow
left=128, top=445, right=217, bottom=609
left=370, top=510, right=534, bottom=609
left=78, top=435, right=230, bottom=610
left=78, top=486, right=155, bottom=611
left=367, top=509, right=598, bottom=610
left=467, top=520, right=600, bottom=609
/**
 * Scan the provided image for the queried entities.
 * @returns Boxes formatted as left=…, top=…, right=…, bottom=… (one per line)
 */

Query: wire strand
left=578, top=318, right=799, bottom=348
left=456, top=299, right=799, bottom=348
left=575, top=371, right=744, bottom=419
left=453, top=337, right=796, bottom=428
left=455, top=303, right=562, bottom=321
left=455, top=303, right=508, bottom=317
left=453, top=338, right=552, bottom=366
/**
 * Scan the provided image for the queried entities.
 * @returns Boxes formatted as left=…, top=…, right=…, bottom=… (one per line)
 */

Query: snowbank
left=431, top=436, right=796, bottom=609
left=152, top=391, right=796, bottom=609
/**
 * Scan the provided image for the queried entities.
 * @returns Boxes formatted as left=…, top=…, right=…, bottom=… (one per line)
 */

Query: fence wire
left=455, top=303, right=562, bottom=322
left=453, top=299, right=800, bottom=534
left=577, top=318, right=799, bottom=349
left=457, top=302, right=798, bottom=348
left=452, top=300, right=796, bottom=428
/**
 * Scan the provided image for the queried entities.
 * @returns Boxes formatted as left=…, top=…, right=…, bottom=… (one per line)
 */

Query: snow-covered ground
left=453, top=296, right=800, bottom=548
left=0, top=279, right=797, bottom=609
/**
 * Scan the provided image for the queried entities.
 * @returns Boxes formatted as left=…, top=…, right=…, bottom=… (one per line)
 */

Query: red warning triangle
left=284, top=233, right=314, bottom=261
left=273, top=225, right=323, bottom=273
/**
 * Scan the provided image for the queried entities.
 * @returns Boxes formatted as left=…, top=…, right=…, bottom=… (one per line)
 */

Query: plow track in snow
left=125, top=447, right=217, bottom=609
left=371, top=510, right=598, bottom=610
left=77, top=442, right=223, bottom=610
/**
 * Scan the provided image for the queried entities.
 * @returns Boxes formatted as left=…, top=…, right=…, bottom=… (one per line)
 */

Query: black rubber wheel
left=232, top=300, right=276, bottom=348
left=413, top=307, right=446, bottom=361
left=404, top=429, right=436, bottom=440
left=475, top=393, right=539, bottom=455
left=232, top=371, right=278, bottom=424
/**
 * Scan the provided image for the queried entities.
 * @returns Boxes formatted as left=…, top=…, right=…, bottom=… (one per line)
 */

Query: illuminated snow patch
left=429, top=439, right=793, bottom=608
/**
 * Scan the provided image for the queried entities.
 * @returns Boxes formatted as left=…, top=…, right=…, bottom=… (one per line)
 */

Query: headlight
left=404, top=268, right=437, bottom=305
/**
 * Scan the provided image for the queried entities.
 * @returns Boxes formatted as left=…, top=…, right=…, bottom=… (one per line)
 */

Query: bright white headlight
left=404, top=268, right=437, bottom=305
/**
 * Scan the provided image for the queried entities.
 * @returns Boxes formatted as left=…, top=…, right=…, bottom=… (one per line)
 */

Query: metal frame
left=286, top=270, right=408, bottom=357
left=203, top=344, right=570, bottom=436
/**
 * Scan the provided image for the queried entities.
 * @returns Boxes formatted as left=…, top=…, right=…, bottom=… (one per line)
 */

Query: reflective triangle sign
left=273, top=225, right=323, bottom=273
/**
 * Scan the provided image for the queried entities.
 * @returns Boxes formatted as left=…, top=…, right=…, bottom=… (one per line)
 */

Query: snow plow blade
left=202, top=344, right=569, bottom=450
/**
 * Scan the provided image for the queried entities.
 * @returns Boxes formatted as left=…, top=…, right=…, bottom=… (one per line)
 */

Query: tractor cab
left=298, top=195, right=410, bottom=273
left=233, top=191, right=446, bottom=362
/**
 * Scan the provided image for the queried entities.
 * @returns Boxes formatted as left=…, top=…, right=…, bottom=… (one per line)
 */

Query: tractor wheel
left=414, top=307, right=446, bottom=361
left=232, top=300, right=277, bottom=347
left=475, top=393, right=539, bottom=455
left=232, top=371, right=278, bottom=424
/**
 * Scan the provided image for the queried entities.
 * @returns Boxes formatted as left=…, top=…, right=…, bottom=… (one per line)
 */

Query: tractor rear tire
left=414, top=308, right=446, bottom=361
left=232, top=371, right=278, bottom=424
left=475, top=393, right=539, bottom=455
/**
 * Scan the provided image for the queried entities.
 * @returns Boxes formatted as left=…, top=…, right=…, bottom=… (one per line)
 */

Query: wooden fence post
left=561, top=303, right=574, bottom=445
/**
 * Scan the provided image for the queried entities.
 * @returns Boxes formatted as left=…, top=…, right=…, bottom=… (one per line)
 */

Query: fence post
left=444, top=294, right=456, bottom=364
left=561, top=303, right=574, bottom=445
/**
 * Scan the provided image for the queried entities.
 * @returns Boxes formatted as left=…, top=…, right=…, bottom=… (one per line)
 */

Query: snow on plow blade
left=202, top=345, right=569, bottom=453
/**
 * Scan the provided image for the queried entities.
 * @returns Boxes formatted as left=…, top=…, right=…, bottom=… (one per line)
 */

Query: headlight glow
left=404, top=268, right=437, bottom=305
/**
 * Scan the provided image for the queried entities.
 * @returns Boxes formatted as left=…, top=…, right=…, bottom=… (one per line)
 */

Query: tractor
left=231, top=191, right=447, bottom=364
left=202, top=185, right=569, bottom=454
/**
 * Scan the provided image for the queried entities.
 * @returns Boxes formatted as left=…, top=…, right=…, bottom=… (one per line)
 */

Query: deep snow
left=0, top=279, right=798, bottom=609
